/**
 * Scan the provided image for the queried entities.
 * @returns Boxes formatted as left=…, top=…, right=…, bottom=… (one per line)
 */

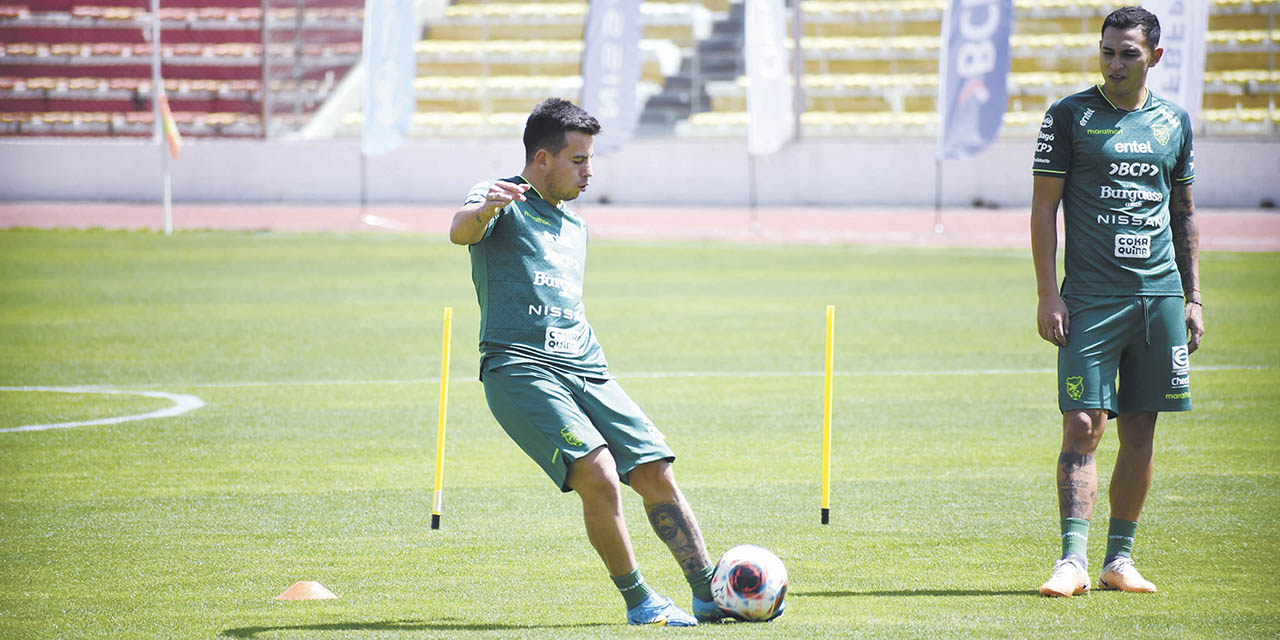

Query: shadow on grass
left=796, top=588, right=1031, bottom=598
left=222, top=618, right=613, bottom=638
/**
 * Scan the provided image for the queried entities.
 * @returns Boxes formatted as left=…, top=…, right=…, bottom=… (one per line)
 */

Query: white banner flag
left=745, top=0, right=794, bottom=156
left=1142, top=0, right=1208, bottom=126
left=362, top=0, right=417, bottom=156
left=936, top=0, right=1013, bottom=160
left=581, top=0, right=644, bottom=156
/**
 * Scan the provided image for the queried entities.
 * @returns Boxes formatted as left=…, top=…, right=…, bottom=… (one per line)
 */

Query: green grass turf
left=0, top=229, right=1277, bottom=639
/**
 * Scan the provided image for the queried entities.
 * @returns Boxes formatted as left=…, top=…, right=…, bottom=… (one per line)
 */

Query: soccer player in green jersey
left=449, top=98, right=727, bottom=625
left=1030, top=6, right=1204, bottom=597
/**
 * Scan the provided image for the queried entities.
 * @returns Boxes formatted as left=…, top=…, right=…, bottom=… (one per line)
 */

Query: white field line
left=0, top=387, right=205, bottom=433
left=86, top=363, right=1275, bottom=390
left=2, top=365, right=1268, bottom=432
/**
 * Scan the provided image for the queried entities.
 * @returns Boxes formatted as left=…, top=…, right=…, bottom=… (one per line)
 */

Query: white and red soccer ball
left=710, top=544, right=788, bottom=621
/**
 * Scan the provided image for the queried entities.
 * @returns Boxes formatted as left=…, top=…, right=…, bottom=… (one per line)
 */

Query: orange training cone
left=275, top=581, right=338, bottom=600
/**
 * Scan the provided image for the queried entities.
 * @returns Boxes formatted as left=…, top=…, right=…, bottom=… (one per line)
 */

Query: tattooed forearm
left=647, top=500, right=711, bottom=574
left=1057, top=451, right=1097, bottom=520
left=1169, top=183, right=1200, bottom=298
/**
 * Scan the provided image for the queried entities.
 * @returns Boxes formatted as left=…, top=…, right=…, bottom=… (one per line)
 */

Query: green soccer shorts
left=481, top=359, right=676, bottom=492
left=1058, top=294, right=1192, bottom=417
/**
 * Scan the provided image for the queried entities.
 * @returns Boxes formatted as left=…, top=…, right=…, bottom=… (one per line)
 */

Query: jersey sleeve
left=1032, top=100, right=1072, bottom=177
left=463, top=181, right=491, bottom=206
left=1172, top=112, right=1195, bottom=184
left=463, top=180, right=500, bottom=240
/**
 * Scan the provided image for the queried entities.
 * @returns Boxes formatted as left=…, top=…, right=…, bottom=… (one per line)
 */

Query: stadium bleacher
left=0, top=0, right=363, bottom=137
left=1, top=0, right=1276, bottom=140
left=678, top=0, right=1279, bottom=137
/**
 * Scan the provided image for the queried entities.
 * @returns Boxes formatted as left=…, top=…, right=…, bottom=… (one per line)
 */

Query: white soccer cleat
left=1039, top=558, right=1090, bottom=597
left=1098, top=556, right=1157, bottom=593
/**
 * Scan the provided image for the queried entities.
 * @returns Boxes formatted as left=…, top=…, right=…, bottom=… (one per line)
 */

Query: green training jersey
left=1032, top=85, right=1195, bottom=297
left=465, top=176, right=610, bottom=379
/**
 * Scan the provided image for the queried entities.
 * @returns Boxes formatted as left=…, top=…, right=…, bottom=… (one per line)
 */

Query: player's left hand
left=1185, top=302, right=1204, bottom=354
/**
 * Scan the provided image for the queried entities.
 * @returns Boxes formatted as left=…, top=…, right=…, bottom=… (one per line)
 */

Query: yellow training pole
left=821, top=305, right=834, bottom=525
left=431, top=306, right=453, bottom=530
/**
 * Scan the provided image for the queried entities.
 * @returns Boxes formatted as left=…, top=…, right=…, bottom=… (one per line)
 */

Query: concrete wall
left=2, top=136, right=1277, bottom=208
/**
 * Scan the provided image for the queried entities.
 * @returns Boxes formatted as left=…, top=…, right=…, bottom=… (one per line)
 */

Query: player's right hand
left=1037, top=294, right=1069, bottom=347
left=482, top=181, right=530, bottom=217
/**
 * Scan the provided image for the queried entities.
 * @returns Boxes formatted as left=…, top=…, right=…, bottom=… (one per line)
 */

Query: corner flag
left=157, top=88, right=182, bottom=159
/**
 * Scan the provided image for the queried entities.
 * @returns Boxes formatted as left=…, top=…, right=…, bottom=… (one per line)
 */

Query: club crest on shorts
left=1065, top=376, right=1085, bottom=401
left=560, top=423, right=585, bottom=447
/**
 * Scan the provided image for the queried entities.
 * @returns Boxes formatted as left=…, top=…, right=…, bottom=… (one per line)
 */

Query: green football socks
left=612, top=569, right=654, bottom=609
left=685, top=565, right=715, bottom=602
left=1060, top=517, right=1090, bottom=567
left=1105, top=517, right=1139, bottom=563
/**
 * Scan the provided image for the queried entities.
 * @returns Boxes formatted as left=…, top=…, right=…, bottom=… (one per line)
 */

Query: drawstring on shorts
left=1140, top=297, right=1151, bottom=347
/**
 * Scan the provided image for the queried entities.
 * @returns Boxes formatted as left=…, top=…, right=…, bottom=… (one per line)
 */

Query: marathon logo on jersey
left=1170, top=345, right=1190, bottom=388
left=545, top=325, right=585, bottom=355
left=1099, top=186, right=1163, bottom=203
left=518, top=207, right=552, bottom=227
left=1113, top=233, right=1151, bottom=258
left=1113, top=140, right=1153, bottom=154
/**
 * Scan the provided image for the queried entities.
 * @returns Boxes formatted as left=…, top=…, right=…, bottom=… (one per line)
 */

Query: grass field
left=1, top=229, right=1277, bottom=639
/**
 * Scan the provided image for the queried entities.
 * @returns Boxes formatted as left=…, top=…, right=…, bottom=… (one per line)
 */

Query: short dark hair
left=1102, top=6, right=1161, bottom=51
left=522, top=98, right=601, bottom=163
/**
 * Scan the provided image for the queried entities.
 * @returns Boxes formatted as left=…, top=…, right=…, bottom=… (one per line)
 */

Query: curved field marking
left=0, top=387, right=205, bottom=433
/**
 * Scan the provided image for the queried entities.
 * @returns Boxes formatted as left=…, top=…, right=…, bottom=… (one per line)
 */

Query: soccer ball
left=710, top=544, right=788, bottom=621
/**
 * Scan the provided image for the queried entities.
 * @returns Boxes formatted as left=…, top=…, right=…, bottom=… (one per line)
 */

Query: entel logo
left=1114, top=141, right=1153, bottom=153
left=1079, top=108, right=1094, bottom=127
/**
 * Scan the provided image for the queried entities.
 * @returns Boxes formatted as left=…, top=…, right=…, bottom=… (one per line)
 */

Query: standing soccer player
left=1030, top=6, right=1203, bottom=597
left=449, top=98, right=726, bottom=625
